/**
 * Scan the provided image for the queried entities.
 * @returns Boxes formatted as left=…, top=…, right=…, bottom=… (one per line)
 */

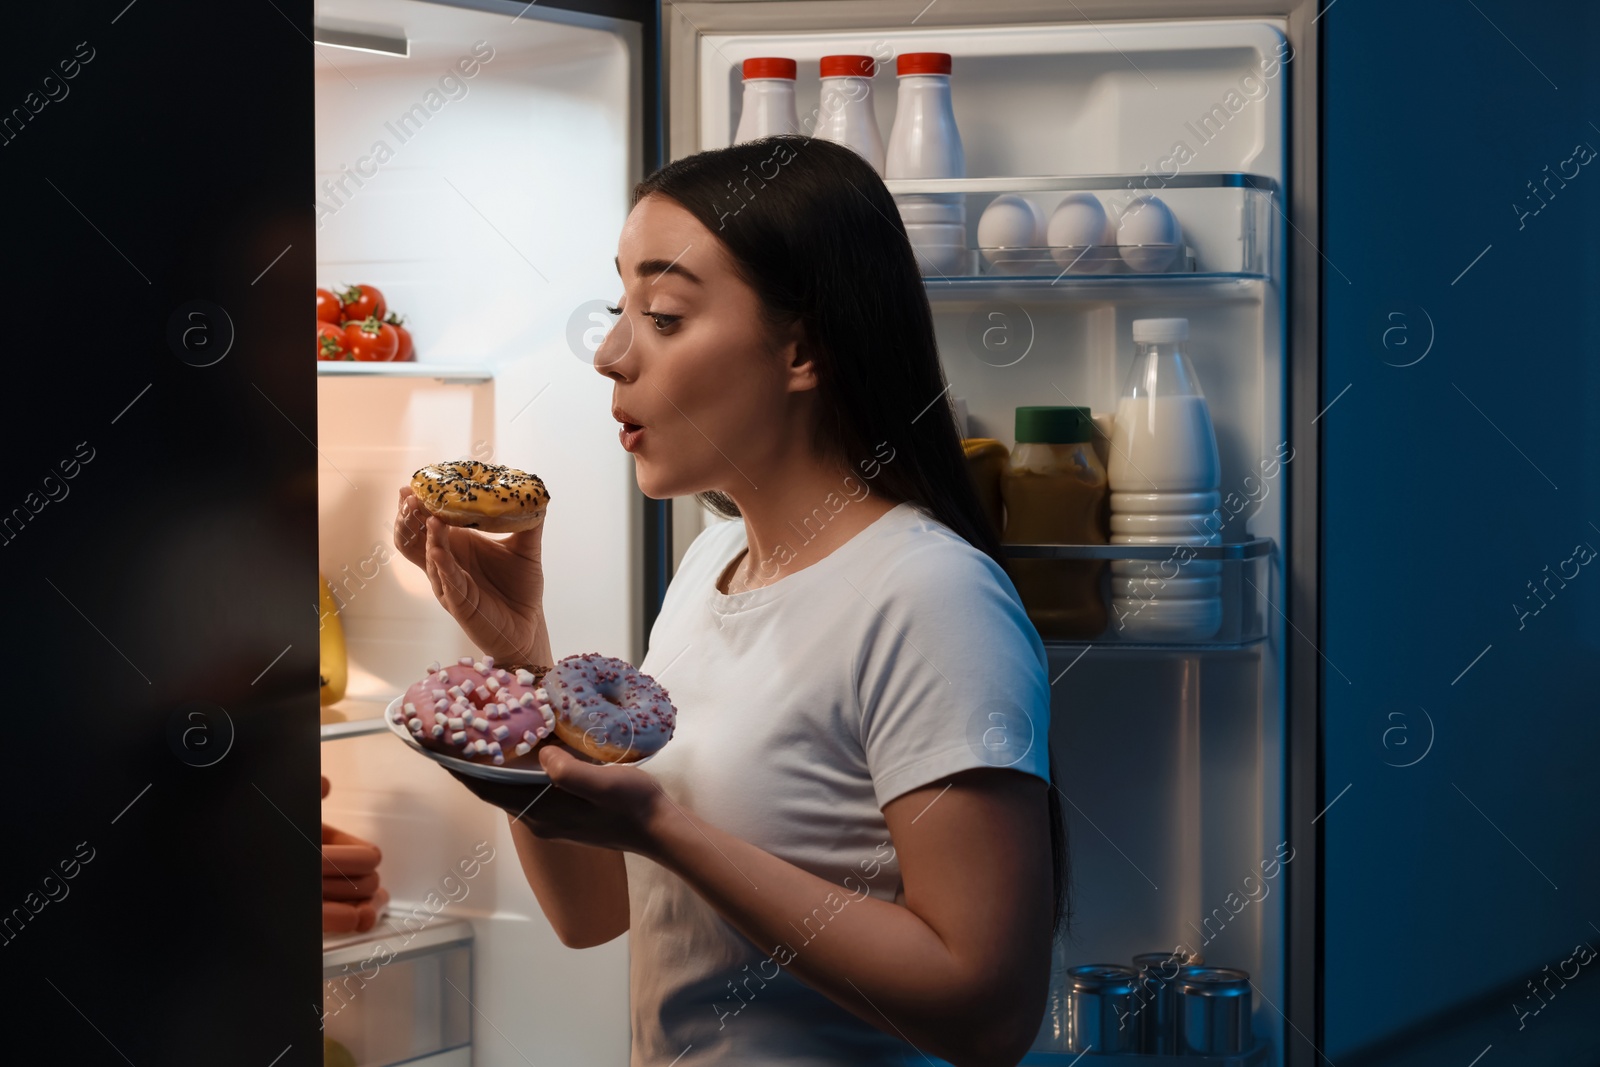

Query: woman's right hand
left=392, top=486, right=553, bottom=667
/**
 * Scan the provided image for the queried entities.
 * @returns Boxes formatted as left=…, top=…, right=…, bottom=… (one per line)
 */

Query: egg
left=977, top=194, right=1044, bottom=272
left=1115, top=194, right=1182, bottom=272
left=1046, top=193, right=1115, bottom=273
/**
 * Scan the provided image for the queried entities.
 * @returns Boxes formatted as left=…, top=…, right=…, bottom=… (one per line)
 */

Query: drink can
left=1064, top=964, right=1138, bottom=1053
left=1130, top=950, right=1192, bottom=1053
left=1177, top=966, right=1253, bottom=1055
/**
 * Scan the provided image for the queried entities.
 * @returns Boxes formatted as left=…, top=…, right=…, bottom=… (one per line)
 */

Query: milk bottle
left=884, top=52, right=966, bottom=275
left=1108, top=318, right=1224, bottom=641
left=733, top=57, right=799, bottom=142
left=814, top=55, right=884, bottom=174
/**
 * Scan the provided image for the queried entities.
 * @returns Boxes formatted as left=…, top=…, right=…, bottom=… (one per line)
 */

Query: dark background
left=0, top=1, right=320, bottom=1062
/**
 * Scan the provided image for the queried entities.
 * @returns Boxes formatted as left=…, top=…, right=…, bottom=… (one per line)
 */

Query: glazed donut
left=394, top=655, right=555, bottom=766
left=411, top=460, right=550, bottom=533
left=544, top=653, right=676, bottom=764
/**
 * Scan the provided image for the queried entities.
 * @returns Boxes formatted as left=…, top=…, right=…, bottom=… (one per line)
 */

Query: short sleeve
left=854, top=541, right=1052, bottom=809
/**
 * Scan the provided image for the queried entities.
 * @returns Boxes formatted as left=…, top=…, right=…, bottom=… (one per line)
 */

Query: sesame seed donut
left=395, top=655, right=555, bottom=766
left=411, top=460, right=550, bottom=533
left=544, top=653, right=676, bottom=764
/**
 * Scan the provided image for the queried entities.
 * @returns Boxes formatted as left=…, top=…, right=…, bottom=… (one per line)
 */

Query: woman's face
left=595, top=194, right=814, bottom=500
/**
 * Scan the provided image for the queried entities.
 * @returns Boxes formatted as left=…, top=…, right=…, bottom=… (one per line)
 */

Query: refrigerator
left=308, top=1, right=1319, bottom=1065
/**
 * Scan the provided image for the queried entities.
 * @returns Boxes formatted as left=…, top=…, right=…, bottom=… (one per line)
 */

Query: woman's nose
left=593, top=312, right=636, bottom=381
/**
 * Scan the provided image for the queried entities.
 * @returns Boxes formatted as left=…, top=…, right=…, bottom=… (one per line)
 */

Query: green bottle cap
left=1014, top=406, right=1095, bottom=444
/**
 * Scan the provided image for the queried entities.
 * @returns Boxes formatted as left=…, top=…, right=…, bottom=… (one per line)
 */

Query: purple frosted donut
left=543, top=652, right=675, bottom=763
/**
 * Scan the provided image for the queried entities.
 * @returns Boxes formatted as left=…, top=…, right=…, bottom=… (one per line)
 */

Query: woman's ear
left=778, top=318, right=820, bottom=394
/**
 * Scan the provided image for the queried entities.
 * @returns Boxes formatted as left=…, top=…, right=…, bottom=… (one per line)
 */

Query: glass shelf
left=884, top=173, right=1278, bottom=195
left=321, top=698, right=394, bottom=741
left=887, top=171, right=1277, bottom=291
left=1003, top=539, right=1272, bottom=561
left=1021, top=1046, right=1268, bottom=1066
left=316, top=362, right=494, bottom=383
left=1003, top=538, right=1276, bottom=649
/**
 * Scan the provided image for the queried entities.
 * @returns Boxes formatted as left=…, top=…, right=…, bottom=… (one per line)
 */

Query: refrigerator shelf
left=1021, top=1044, right=1269, bottom=1066
left=316, top=362, right=495, bottom=383
left=890, top=172, right=1277, bottom=282
left=921, top=272, right=1269, bottom=301
left=1003, top=539, right=1273, bottom=561
left=322, top=698, right=394, bottom=741
left=884, top=173, right=1278, bottom=196
left=1005, top=539, right=1276, bottom=647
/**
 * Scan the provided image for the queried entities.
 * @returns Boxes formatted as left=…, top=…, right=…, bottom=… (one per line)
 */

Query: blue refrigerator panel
left=1322, top=0, right=1600, bottom=1061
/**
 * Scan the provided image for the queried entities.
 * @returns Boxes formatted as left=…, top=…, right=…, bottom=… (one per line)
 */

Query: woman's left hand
left=444, top=744, right=666, bottom=856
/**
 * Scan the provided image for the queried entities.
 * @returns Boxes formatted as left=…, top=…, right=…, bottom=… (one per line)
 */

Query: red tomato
left=318, top=322, right=349, bottom=361
left=316, top=288, right=343, bottom=324
left=384, top=312, right=414, bottom=361
left=338, top=284, right=386, bottom=323
left=342, top=316, right=399, bottom=362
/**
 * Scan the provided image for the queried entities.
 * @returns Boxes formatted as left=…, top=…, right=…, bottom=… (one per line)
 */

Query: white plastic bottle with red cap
left=885, top=52, right=966, bottom=275
left=734, top=57, right=799, bottom=142
left=813, top=54, right=884, bottom=175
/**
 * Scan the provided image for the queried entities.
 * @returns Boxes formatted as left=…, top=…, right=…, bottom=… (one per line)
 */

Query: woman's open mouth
left=619, top=422, right=645, bottom=452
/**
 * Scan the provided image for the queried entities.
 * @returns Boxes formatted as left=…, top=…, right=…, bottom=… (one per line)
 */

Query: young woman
left=393, top=135, right=1069, bottom=1067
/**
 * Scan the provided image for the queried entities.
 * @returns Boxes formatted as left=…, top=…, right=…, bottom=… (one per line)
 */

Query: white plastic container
left=1108, top=318, right=1223, bottom=640
left=733, top=56, right=799, bottom=142
left=814, top=54, right=884, bottom=174
left=885, top=52, right=965, bottom=274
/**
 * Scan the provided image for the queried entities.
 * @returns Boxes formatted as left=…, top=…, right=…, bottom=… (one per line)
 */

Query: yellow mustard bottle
left=1001, top=406, right=1108, bottom=641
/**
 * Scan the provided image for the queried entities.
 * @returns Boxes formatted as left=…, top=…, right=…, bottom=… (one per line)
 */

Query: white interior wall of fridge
left=315, top=2, right=640, bottom=1064
left=692, top=16, right=1290, bottom=1059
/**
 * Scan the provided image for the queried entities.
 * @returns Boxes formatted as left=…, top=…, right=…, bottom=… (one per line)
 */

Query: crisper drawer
left=322, top=914, right=473, bottom=1067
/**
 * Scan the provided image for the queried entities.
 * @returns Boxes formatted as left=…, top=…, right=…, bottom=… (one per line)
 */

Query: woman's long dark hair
left=632, top=135, right=1071, bottom=941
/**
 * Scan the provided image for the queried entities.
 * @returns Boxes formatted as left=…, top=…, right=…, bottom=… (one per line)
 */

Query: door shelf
left=888, top=172, right=1277, bottom=288
left=1003, top=538, right=1276, bottom=649
left=316, top=362, right=495, bottom=383
left=1022, top=1044, right=1268, bottom=1065
left=922, top=272, right=1269, bottom=303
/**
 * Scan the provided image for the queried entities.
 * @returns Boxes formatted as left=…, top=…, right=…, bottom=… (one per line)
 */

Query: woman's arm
left=639, top=765, right=1053, bottom=1067
left=446, top=758, right=635, bottom=948
left=505, top=817, right=629, bottom=948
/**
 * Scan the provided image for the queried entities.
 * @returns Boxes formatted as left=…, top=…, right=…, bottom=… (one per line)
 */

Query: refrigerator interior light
left=313, top=23, right=410, bottom=58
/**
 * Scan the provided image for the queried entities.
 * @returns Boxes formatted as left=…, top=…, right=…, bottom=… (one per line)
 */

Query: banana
left=319, top=574, right=348, bottom=706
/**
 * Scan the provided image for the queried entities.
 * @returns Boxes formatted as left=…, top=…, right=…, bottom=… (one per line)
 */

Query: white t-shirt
left=624, top=500, right=1051, bottom=1066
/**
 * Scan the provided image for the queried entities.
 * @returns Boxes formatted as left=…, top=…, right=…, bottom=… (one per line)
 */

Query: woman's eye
left=647, top=313, right=679, bottom=332
left=604, top=304, right=622, bottom=316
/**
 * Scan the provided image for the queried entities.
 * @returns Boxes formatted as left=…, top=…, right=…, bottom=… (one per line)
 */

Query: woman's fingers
left=393, top=487, right=429, bottom=568
left=426, top=517, right=476, bottom=614
left=323, top=899, right=360, bottom=934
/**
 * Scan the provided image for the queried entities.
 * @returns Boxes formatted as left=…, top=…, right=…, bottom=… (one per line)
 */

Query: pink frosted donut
left=544, top=653, right=675, bottom=764
left=395, top=655, right=554, bottom=766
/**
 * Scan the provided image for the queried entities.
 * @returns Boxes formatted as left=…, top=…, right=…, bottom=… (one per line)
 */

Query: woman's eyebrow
left=614, top=254, right=704, bottom=286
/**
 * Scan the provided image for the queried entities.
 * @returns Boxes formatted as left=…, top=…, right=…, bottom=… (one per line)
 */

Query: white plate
left=382, top=695, right=656, bottom=784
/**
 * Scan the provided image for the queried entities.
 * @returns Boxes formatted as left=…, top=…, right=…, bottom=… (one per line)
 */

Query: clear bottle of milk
left=814, top=55, right=885, bottom=174
left=1107, top=318, right=1224, bottom=641
left=733, top=57, right=799, bottom=142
